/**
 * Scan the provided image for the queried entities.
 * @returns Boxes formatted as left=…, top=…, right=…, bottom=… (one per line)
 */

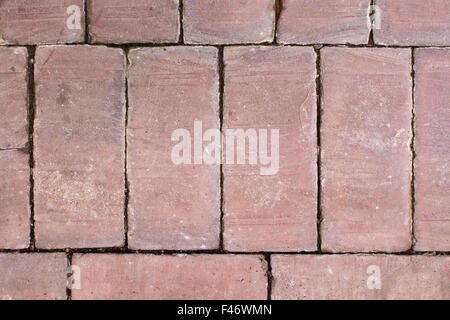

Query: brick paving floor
left=0, top=0, right=449, bottom=300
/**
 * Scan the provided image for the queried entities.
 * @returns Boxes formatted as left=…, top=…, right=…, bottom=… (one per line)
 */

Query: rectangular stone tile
left=374, top=0, right=450, bottom=46
left=0, top=0, right=85, bottom=45
left=414, top=48, right=450, bottom=251
left=223, top=46, right=317, bottom=252
left=88, top=0, right=179, bottom=44
left=34, top=45, right=125, bottom=249
left=0, top=253, right=67, bottom=300
left=72, top=254, right=267, bottom=300
left=277, top=0, right=371, bottom=44
left=321, top=48, right=412, bottom=252
left=127, top=47, right=220, bottom=250
left=0, top=150, right=29, bottom=249
left=183, top=0, right=275, bottom=44
left=0, top=47, right=28, bottom=149
left=271, top=254, right=450, bottom=300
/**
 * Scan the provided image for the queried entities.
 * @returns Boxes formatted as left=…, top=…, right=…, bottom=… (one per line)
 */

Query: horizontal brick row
left=0, top=253, right=448, bottom=299
left=1, top=0, right=449, bottom=45
left=0, top=46, right=449, bottom=252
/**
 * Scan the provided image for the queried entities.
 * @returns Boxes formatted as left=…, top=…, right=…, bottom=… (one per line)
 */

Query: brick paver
left=88, top=0, right=179, bottom=44
left=277, top=0, right=371, bottom=44
left=414, top=48, right=450, bottom=251
left=321, top=48, right=412, bottom=252
left=272, top=255, right=450, bottom=300
left=0, top=151, right=30, bottom=249
left=183, top=0, right=275, bottom=44
left=72, top=254, right=267, bottom=299
left=0, top=47, right=28, bottom=149
left=0, top=0, right=85, bottom=45
left=0, top=253, right=67, bottom=300
left=223, top=46, right=317, bottom=252
left=127, top=47, right=220, bottom=250
left=34, top=45, right=126, bottom=249
left=375, top=0, right=450, bottom=46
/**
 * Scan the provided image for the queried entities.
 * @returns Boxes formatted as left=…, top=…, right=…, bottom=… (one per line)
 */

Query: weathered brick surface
left=183, top=0, right=275, bottom=44
left=127, top=47, right=220, bottom=250
left=0, top=151, right=29, bottom=249
left=271, top=255, right=450, bottom=300
left=0, top=47, right=28, bottom=149
left=72, top=254, right=267, bottom=299
left=414, top=48, right=450, bottom=251
left=223, top=46, right=317, bottom=252
left=321, top=48, right=412, bottom=252
left=88, top=0, right=179, bottom=44
left=0, top=0, right=85, bottom=45
left=374, top=0, right=450, bottom=46
left=277, top=0, right=371, bottom=44
left=0, top=253, right=67, bottom=300
left=34, top=45, right=125, bottom=249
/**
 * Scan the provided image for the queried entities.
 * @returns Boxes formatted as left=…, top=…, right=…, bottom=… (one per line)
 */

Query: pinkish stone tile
left=271, top=254, right=450, bottom=300
left=0, top=150, right=29, bottom=249
left=183, top=0, right=275, bottom=44
left=0, top=47, right=28, bottom=149
left=321, top=48, right=412, bottom=252
left=223, top=46, right=317, bottom=252
left=278, top=0, right=371, bottom=44
left=0, top=253, right=67, bottom=300
left=127, top=47, right=220, bottom=250
left=34, top=45, right=125, bottom=249
left=0, top=0, right=85, bottom=45
left=374, top=0, right=450, bottom=46
left=414, top=48, right=450, bottom=251
left=88, top=0, right=179, bottom=44
left=72, top=254, right=267, bottom=299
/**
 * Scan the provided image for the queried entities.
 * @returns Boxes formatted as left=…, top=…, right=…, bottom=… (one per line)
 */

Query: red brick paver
left=88, top=0, right=179, bottom=44
left=0, top=0, right=85, bottom=45
left=374, top=0, right=450, bottom=46
left=414, top=48, right=450, bottom=251
left=72, top=254, right=267, bottom=300
left=277, top=0, right=371, bottom=44
left=0, top=47, right=28, bottom=149
left=34, top=45, right=126, bottom=249
left=223, top=46, right=317, bottom=252
left=127, top=47, right=220, bottom=250
left=321, top=48, right=412, bottom=252
left=183, top=0, right=275, bottom=44
left=271, top=255, right=450, bottom=300
left=0, top=253, right=67, bottom=300
left=0, top=151, right=30, bottom=249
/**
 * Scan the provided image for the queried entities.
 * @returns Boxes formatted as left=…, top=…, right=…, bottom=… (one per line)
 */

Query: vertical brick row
left=414, top=48, right=450, bottom=251
left=320, top=48, right=412, bottom=252
left=223, top=47, right=317, bottom=252
left=127, top=47, right=220, bottom=250
left=34, top=45, right=126, bottom=249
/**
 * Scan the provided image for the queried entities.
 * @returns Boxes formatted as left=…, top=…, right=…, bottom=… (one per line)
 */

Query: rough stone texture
left=414, top=48, right=450, bottom=251
left=0, top=0, right=85, bottom=45
left=321, top=48, right=412, bottom=252
left=0, top=253, right=67, bottom=300
left=277, top=0, right=371, bottom=44
left=374, top=0, right=450, bottom=46
left=0, top=47, right=28, bottom=149
left=88, top=0, right=179, bottom=44
left=223, top=46, right=317, bottom=252
left=183, top=0, right=275, bottom=44
left=127, top=47, right=220, bottom=250
left=72, top=254, right=267, bottom=299
left=0, top=151, right=30, bottom=249
left=34, top=45, right=125, bottom=249
left=271, top=255, right=450, bottom=300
